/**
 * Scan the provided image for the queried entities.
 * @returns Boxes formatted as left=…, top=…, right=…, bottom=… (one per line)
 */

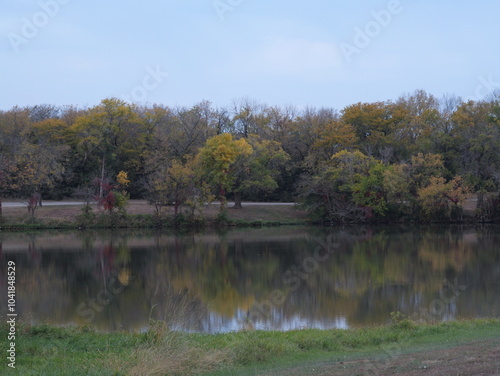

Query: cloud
left=236, top=38, right=344, bottom=80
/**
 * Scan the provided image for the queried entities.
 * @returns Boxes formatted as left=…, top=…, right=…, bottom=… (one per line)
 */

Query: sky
left=1, top=0, right=500, bottom=111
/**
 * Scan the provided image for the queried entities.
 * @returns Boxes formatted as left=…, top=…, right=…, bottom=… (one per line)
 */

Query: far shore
left=0, top=193, right=493, bottom=231
left=0, top=200, right=309, bottom=230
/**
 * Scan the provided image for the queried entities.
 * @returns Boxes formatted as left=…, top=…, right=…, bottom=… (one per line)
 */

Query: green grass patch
left=2, top=319, right=500, bottom=375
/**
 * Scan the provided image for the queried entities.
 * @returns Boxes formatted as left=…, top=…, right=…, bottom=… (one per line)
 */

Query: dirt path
left=258, top=339, right=500, bottom=376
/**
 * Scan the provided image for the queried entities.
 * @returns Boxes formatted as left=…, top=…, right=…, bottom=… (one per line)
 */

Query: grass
left=0, top=201, right=309, bottom=230
left=2, top=318, right=500, bottom=375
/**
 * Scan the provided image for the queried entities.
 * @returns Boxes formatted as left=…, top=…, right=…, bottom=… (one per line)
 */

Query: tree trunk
left=0, top=198, right=2, bottom=216
left=219, top=187, right=226, bottom=212
left=99, top=156, right=106, bottom=201
left=234, top=191, right=242, bottom=209
left=37, top=191, right=42, bottom=207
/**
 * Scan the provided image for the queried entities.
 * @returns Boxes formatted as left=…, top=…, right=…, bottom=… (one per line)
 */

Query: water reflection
left=0, top=226, right=499, bottom=333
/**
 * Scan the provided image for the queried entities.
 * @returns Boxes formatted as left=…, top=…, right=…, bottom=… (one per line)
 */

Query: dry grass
left=123, top=343, right=230, bottom=376
left=0, top=200, right=308, bottom=225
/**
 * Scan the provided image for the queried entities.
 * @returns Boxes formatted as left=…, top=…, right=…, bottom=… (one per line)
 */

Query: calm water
left=1, top=225, right=499, bottom=333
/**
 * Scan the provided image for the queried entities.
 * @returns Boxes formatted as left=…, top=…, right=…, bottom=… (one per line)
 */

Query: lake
left=1, top=225, right=499, bottom=333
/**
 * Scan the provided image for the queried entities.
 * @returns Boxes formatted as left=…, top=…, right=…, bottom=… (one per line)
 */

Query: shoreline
left=0, top=199, right=497, bottom=232
left=2, top=318, right=499, bottom=375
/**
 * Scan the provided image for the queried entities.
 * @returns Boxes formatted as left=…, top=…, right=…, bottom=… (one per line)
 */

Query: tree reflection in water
left=0, top=225, right=499, bottom=332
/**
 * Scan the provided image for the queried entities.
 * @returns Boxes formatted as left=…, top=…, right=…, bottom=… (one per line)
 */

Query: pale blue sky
left=1, top=0, right=499, bottom=110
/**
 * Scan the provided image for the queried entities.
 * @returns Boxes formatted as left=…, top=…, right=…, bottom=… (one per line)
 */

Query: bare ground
left=258, top=339, right=500, bottom=376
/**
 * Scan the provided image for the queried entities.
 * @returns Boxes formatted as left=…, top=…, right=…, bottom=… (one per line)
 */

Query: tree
left=195, top=134, right=253, bottom=211
left=146, top=159, right=198, bottom=216
left=450, top=100, right=500, bottom=190
left=299, top=150, right=386, bottom=222
left=383, top=153, right=455, bottom=217
left=28, top=104, right=61, bottom=122
left=232, top=98, right=268, bottom=138
left=341, top=101, right=395, bottom=159
left=275, top=106, right=338, bottom=201
left=417, top=176, right=470, bottom=221
left=31, top=118, right=71, bottom=200
left=67, top=98, right=145, bottom=197
left=409, top=153, right=448, bottom=194
left=0, top=107, right=67, bottom=213
left=309, top=119, right=358, bottom=166
left=232, top=135, right=289, bottom=208
left=351, top=161, right=388, bottom=216
left=383, top=163, right=412, bottom=214
left=92, top=171, right=130, bottom=215
left=0, top=107, right=32, bottom=208
left=393, top=90, right=441, bottom=156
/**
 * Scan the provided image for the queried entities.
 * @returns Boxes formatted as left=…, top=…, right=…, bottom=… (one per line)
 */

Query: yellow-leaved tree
left=417, top=176, right=470, bottom=221
left=195, top=133, right=253, bottom=211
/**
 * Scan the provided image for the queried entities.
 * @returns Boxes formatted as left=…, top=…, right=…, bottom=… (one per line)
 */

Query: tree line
left=1, top=89, right=499, bottom=222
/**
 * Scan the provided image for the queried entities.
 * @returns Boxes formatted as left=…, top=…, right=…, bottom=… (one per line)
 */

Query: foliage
left=116, top=170, right=130, bottom=187
left=383, top=163, right=412, bottom=212
left=390, top=311, right=417, bottom=330
left=417, top=176, right=470, bottom=221
left=231, top=134, right=290, bottom=207
left=76, top=204, right=96, bottom=228
left=351, top=160, right=388, bottom=216
left=309, top=119, right=358, bottom=165
left=1, top=91, right=500, bottom=223
left=299, top=151, right=386, bottom=222
left=145, top=158, right=210, bottom=217
left=195, top=133, right=253, bottom=210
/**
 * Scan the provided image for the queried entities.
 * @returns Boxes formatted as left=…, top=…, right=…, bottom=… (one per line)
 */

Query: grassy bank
left=0, top=201, right=309, bottom=231
left=2, top=318, right=500, bottom=375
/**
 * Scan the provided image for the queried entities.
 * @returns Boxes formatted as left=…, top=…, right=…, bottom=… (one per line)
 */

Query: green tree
left=299, top=150, right=386, bottom=222
left=450, top=100, right=500, bottom=190
left=351, top=161, right=388, bottom=216
left=308, top=119, right=358, bottom=166
left=393, top=90, right=442, bottom=157
left=383, top=153, right=452, bottom=217
left=341, top=101, right=395, bottom=159
left=67, top=98, right=145, bottom=197
left=232, top=135, right=289, bottom=208
left=145, top=159, right=206, bottom=217
left=195, top=134, right=253, bottom=211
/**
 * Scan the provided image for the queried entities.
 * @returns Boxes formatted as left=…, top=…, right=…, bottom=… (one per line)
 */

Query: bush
left=390, top=311, right=416, bottom=331
left=76, top=204, right=96, bottom=228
